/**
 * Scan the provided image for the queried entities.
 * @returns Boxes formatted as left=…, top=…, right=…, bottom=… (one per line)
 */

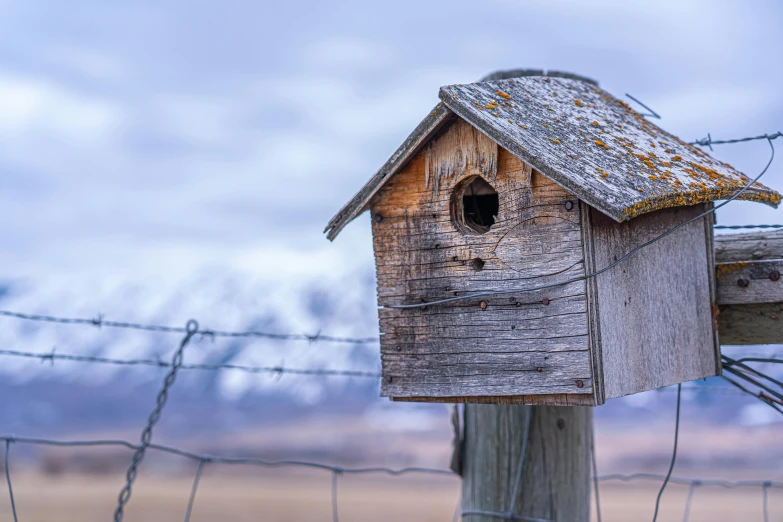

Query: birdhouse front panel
left=371, top=119, right=596, bottom=405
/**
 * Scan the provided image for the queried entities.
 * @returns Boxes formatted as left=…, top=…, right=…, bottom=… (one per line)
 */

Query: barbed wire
left=714, top=224, right=783, bottom=230
left=0, top=348, right=382, bottom=378
left=690, top=130, right=782, bottom=149
left=0, top=310, right=378, bottom=345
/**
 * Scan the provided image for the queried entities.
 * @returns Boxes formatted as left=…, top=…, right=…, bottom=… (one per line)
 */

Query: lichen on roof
left=439, top=77, right=780, bottom=222
left=325, top=76, right=780, bottom=240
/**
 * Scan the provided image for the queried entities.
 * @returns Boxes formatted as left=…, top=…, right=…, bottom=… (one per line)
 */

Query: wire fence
left=0, top=129, right=782, bottom=521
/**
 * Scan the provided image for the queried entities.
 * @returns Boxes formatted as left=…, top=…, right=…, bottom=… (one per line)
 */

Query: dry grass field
left=1, top=469, right=780, bottom=522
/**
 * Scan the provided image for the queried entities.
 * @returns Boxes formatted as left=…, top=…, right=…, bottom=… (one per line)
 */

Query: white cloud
left=0, top=72, right=121, bottom=142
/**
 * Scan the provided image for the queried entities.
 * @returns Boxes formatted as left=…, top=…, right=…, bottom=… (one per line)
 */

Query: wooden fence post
left=459, top=230, right=783, bottom=521
left=461, top=404, right=592, bottom=521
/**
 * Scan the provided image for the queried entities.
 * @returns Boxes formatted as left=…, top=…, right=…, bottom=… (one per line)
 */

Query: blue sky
left=0, top=0, right=781, bottom=397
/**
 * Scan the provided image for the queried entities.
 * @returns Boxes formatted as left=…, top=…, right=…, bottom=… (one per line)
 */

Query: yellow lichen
left=550, top=138, right=561, bottom=144
left=574, top=99, right=584, bottom=107
left=496, top=90, right=510, bottom=99
left=672, top=155, right=683, bottom=161
left=595, top=139, right=609, bottom=150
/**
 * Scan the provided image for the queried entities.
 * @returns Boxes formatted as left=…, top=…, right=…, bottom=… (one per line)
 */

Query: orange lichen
left=716, top=261, right=748, bottom=279
left=598, top=169, right=609, bottom=178
left=595, top=140, right=608, bottom=150
left=485, top=102, right=498, bottom=110
left=574, top=99, right=584, bottom=107
left=591, top=121, right=600, bottom=126
left=550, top=138, right=561, bottom=144
left=671, top=155, right=683, bottom=161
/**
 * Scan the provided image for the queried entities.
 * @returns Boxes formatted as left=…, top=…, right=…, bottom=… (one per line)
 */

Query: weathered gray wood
left=716, top=259, right=783, bottom=305
left=714, top=230, right=783, bottom=345
left=440, top=78, right=779, bottom=222
left=461, top=405, right=591, bottom=521
left=370, top=132, right=592, bottom=402
left=585, top=204, right=720, bottom=400
left=714, top=230, right=783, bottom=262
left=718, top=303, right=783, bottom=345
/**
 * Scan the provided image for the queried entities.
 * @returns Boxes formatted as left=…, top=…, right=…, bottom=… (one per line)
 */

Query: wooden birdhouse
left=325, top=72, right=781, bottom=406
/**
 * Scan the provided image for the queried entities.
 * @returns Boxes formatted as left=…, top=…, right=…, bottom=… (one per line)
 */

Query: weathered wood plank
left=380, top=336, right=589, bottom=356
left=714, top=230, right=783, bottom=345
left=396, top=394, right=595, bottom=406
left=716, top=259, right=783, bottom=305
left=586, top=204, right=719, bottom=399
left=714, top=230, right=783, bottom=262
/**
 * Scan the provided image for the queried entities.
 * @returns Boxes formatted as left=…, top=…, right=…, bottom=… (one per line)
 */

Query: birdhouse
left=325, top=72, right=781, bottom=406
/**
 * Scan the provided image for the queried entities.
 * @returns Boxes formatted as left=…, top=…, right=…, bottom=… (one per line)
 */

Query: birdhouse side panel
left=370, top=121, right=595, bottom=404
left=584, top=204, right=720, bottom=399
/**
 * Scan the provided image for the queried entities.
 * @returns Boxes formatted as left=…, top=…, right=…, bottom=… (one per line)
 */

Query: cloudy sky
left=0, top=0, right=781, bottom=393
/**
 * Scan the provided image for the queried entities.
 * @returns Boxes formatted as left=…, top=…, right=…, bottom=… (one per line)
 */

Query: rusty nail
left=374, top=213, right=383, bottom=223
left=575, top=380, right=584, bottom=388
left=536, top=367, right=543, bottom=373
left=385, top=376, right=393, bottom=384
left=479, top=300, right=488, bottom=310
left=770, top=270, right=781, bottom=282
left=564, top=200, right=574, bottom=211
left=470, top=258, right=485, bottom=271
left=737, top=278, right=750, bottom=288
left=542, top=297, right=550, bottom=306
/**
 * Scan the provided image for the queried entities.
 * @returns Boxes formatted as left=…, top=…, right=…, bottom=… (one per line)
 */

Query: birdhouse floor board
left=393, top=394, right=595, bottom=406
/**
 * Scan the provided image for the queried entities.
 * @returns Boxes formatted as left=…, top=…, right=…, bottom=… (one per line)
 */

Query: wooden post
left=459, top=231, right=783, bottom=521
left=461, top=405, right=592, bottom=521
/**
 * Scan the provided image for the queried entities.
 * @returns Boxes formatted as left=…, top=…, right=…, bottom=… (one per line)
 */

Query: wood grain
left=461, top=405, right=591, bottom=521
left=371, top=125, right=591, bottom=402
left=585, top=204, right=720, bottom=400
left=714, top=230, right=783, bottom=345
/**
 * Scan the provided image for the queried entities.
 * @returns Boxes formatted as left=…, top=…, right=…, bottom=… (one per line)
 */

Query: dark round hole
left=455, top=177, right=499, bottom=234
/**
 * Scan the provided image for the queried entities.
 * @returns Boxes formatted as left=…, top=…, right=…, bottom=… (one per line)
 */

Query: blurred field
left=1, top=469, right=780, bottom=521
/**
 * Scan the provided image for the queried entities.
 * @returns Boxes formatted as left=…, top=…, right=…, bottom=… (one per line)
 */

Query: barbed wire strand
left=4, top=439, right=18, bottom=522
left=592, top=424, right=602, bottom=522
left=722, top=364, right=783, bottom=406
left=690, top=130, right=782, bottom=147
left=387, top=135, right=777, bottom=309
left=0, top=435, right=454, bottom=477
left=0, top=310, right=377, bottom=345
left=714, top=224, right=783, bottom=230
left=0, top=348, right=382, bottom=379
left=722, top=376, right=783, bottom=415
left=652, top=383, right=681, bottom=522
left=625, top=94, right=661, bottom=119
left=682, top=481, right=698, bottom=522
left=114, top=320, right=199, bottom=522
left=184, top=458, right=207, bottom=522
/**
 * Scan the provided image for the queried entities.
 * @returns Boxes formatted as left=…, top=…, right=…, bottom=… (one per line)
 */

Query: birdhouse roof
left=325, top=77, right=780, bottom=240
